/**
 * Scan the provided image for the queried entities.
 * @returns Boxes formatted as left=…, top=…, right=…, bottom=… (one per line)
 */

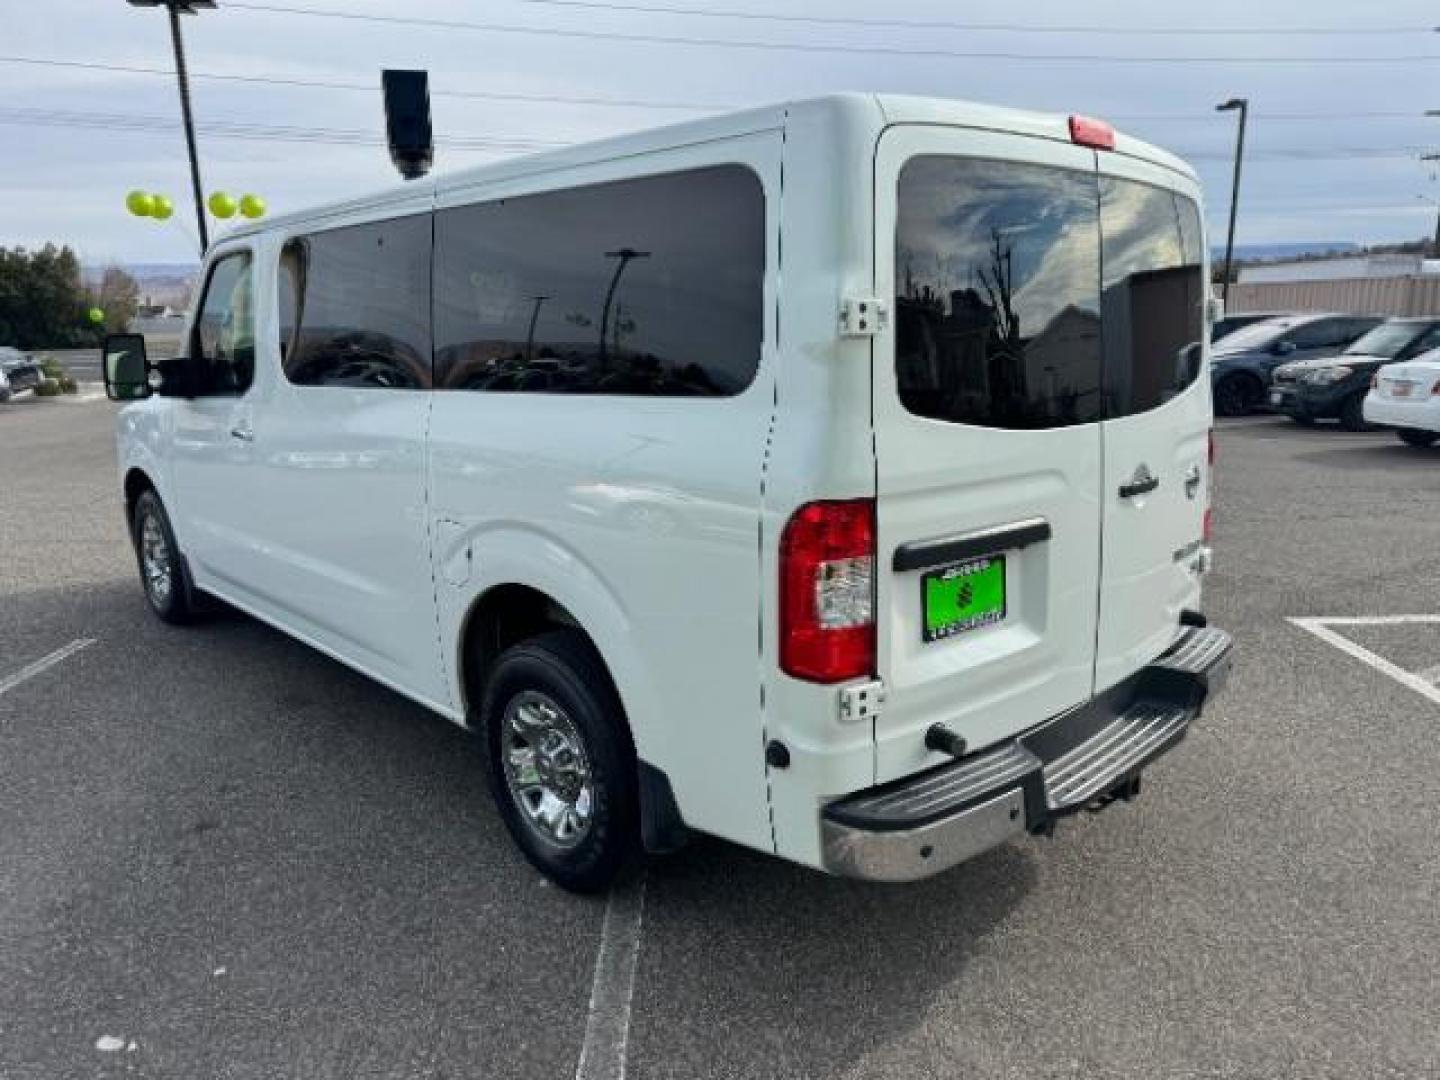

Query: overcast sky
left=3, top=0, right=1437, bottom=265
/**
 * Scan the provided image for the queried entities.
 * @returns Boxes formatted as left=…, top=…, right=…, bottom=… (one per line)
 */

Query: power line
left=0, top=106, right=567, bottom=152
left=220, top=3, right=1440, bottom=64
left=478, top=0, right=1436, bottom=37
left=4, top=105, right=1430, bottom=164
left=4, top=57, right=1436, bottom=126
left=0, top=55, right=716, bottom=111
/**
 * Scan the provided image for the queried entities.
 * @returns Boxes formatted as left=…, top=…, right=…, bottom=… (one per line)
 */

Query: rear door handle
left=1119, top=468, right=1159, bottom=499
left=229, top=422, right=254, bottom=442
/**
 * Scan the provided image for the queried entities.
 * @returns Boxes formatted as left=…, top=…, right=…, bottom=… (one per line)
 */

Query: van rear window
left=895, top=157, right=1203, bottom=428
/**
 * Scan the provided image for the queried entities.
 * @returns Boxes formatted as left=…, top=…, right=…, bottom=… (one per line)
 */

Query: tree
left=93, top=265, right=141, bottom=334
left=0, top=244, right=92, bottom=348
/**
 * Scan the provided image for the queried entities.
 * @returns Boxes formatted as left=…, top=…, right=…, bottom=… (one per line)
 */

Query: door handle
left=1118, top=467, right=1159, bottom=499
left=229, top=422, right=254, bottom=442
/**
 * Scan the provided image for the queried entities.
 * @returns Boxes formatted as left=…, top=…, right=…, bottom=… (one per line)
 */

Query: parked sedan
left=1211, top=311, right=1288, bottom=343
left=1209, top=313, right=1382, bottom=416
left=1364, top=344, right=1440, bottom=447
left=1271, top=318, right=1440, bottom=430
left=0, top=346, right=43, bottom=395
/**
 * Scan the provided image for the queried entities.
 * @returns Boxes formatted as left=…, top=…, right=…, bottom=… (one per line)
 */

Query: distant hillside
left=83, top=263, right=198, bottom=309
left=1210, top=242, right=1360, bottom=263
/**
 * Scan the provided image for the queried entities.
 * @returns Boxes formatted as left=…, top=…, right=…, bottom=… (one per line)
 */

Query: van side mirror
left=103, top=334, right=151, bottom=401
left=1270, top=340, right=1297, bottom=357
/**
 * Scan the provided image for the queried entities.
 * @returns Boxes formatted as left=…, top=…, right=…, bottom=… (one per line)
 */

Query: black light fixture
left=125, top=0, right=217, bottom=249
left=383, top=70, right=434, bottom=181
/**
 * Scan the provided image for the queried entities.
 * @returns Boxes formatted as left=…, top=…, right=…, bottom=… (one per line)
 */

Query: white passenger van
left=105, top=95, right=1231, bottom=891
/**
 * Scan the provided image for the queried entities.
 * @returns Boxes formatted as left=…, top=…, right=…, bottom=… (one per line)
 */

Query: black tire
left=480, top=630, right=638, bottom=893
left=1397, top=429, right=1439, bottom=448
left=1338, top=392, right=1374, bottom=433
left=1214, top=374, right=1261, bottom=417
left=130, top=489, right=195, bottom=624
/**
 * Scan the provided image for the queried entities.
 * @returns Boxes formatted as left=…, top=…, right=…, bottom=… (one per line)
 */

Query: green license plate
left=922, top=555, right=1007, bottom=642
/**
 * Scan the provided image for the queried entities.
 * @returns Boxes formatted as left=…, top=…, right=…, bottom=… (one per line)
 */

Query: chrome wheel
left=500, top=691, right=595, bottom=848
left=140, top=511, right=173, bottom=608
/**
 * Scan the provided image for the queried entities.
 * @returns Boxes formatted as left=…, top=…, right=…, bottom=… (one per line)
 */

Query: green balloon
left=208, top=191, right=238, bottom=219
left=151, top=195, right=174, bottom=221
left=239, top=193, right=267, bottom=220
left=88, top=307, right=105, bottom=325
left=126, top=190, right=156, bottom=217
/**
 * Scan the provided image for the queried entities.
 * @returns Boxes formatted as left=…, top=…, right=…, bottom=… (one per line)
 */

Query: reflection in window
left=434, top=165, right=764, bottom=397
left=282, top=216, right=432, bottom=389
left=1098, top=176, right=1205, bottom=415
left=192, top=252, right=255, bottom=395
left=896, top=157, right=1103, bottom=429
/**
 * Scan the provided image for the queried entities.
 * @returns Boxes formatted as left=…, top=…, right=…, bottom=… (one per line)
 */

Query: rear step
left=819, top=624, right=1232, bottom=881
left=1043, top=700, right=1188, bottom=811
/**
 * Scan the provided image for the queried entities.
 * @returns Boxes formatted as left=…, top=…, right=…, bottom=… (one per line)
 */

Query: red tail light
left=1069, top=115, right=1115, bottom=151
left=779, top=499, right=875, bottom=683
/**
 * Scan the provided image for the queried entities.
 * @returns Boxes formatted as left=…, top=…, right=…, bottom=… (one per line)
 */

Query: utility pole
left=598, top=248, right=650, bottom=372
left=1424, top=146, right=1440, bottom=257
left=1215, top=98, right=1248, bottom=306
left=126, top=1, right=216, bottom=252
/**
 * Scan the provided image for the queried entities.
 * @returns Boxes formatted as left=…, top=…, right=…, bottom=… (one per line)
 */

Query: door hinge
left=838, top=679, right=885, bottom=723
left=839, top=297, right=888, bottom=338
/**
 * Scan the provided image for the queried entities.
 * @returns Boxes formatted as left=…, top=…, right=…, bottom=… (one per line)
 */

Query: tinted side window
left=283, top=215, right=432, bottom=389
left=1099, top=177, right=1205, bottom=416
left=1287, top=318, right=1351, bottom=349
left=434, top=165, right=764, bottom=396
left=896, top=156, right=1102, bottom=428
left=190, top=252, right=255, bottom=395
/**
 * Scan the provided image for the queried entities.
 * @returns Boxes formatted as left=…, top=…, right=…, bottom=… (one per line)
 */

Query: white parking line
left=0, top=638, right=97, bottom=697
left=1290, top=616, right=1440, bottom=708
left=574, top=873, right=647, bottom=1080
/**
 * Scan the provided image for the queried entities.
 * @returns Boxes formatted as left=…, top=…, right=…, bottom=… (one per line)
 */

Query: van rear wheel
left=481, top=630, right=638, bottom=893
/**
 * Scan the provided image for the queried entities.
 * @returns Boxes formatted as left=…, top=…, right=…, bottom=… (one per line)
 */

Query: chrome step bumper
left=821, top=625, right=1233, bottom=883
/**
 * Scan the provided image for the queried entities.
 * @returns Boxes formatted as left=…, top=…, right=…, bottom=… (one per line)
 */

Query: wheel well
left=459, top=584, right=590, bottom=720
left=123, top=468, right=155, bottom=525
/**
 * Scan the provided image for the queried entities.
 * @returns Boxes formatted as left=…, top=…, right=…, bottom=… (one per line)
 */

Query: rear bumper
left=1363, top=394, right=1440, bottom=431
left=820, top=624, right=1233, bottom=882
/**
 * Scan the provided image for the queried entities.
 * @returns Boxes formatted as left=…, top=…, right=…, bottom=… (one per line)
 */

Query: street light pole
left=1216, top=97, right=1248, bottom=306
left=127, top=0, right=216, bottom=252
left=598, top=248, right=650, bottom=371
left=1425, top=151, right=1440, bottom=257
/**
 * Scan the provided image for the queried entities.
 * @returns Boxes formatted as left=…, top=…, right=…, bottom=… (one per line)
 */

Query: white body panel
left=114, top=94, right=1211, bottom=873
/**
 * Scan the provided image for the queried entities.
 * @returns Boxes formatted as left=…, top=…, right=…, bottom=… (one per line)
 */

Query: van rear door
left=1092, top=155, right=1209, bottom=692
left=871, top=125, right=1104, bottom=783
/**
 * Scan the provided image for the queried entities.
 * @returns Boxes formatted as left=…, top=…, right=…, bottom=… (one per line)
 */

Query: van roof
left=225, top=92, right=1196, bottom=240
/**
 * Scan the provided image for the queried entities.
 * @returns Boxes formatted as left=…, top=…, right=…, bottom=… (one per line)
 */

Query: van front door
left=872, top=126, right=1103, bottom=783
left=168, top=247, right=261, bottom=580
left=1093, top=156, right=1209, bottom=692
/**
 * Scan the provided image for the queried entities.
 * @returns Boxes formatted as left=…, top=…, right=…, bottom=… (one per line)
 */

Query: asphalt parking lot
left=3, top=400, right=1440, bottom=1080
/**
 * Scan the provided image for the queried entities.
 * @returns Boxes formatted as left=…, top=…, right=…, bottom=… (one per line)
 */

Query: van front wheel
left=130, top=489, right=195, bottom=624
left=481, top=631, right=639, bottom=893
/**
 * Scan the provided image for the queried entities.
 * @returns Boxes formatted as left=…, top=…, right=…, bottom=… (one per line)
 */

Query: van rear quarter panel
left=761, top=97, right=888, bottom=868
left=429, top=130, right=783, bottom=854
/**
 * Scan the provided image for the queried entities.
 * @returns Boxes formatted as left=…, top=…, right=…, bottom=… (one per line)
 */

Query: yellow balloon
left=239, top=194, right=267, bottom=220
left=126, top=190, right=156, bottom=217
left=208, top=191, right=238, bottom=219
left=151, top=195, right=174, bottom=221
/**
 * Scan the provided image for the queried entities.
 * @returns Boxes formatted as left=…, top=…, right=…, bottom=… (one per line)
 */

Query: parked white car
left=1364, top=344, right=1440, bottom=447
left=105, top=94, right=1232, bottom=891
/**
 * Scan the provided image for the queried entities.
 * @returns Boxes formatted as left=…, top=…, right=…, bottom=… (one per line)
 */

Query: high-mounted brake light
left=1069, top=115, right=1116, bottom=151
left=779, top=499, right=875, bottom=683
